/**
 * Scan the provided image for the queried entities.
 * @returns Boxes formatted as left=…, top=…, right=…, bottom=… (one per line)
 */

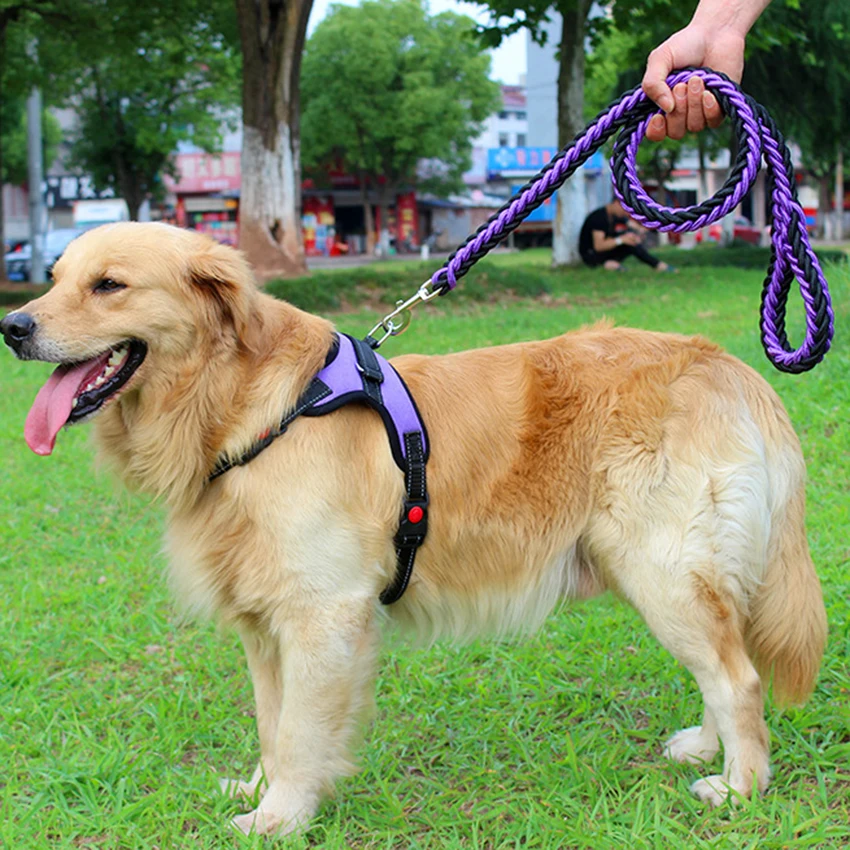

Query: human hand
left=621, top=232, right=642, bottom=247
left=642, top=24, right=745, bottom=142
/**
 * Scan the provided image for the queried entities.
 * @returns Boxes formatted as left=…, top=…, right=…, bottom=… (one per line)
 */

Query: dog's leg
left=612, top=566, right=769, bottom=805
left=220, top=629, right=281, bottom=802
left=231, top=597, right=378, bottom=837
left=685, top=649, right=769, bottom=807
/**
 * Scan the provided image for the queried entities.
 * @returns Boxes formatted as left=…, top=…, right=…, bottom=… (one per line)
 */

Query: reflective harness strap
left=381, top=430, right=428, bottom=605
left=208, top=334, right=429, bottom=605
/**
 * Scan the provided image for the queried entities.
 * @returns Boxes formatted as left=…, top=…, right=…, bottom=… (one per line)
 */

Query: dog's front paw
left=664, top=726, right=720, bottom=765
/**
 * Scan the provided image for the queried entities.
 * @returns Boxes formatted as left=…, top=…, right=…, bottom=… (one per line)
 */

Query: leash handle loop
left=426, top=67, right=833, bottom=374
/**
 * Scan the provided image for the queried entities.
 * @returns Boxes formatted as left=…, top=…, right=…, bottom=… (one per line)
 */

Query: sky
left=306, top=0, right=528, bottom=86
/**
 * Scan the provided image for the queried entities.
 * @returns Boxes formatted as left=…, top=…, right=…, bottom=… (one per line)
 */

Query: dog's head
left=1, top=222, right=258, bottom=456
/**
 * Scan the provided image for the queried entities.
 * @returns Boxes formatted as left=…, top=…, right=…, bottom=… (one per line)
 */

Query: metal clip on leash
left=365, top=280, right=442, bottom=349
left=365, top=67, right=834, bottom=374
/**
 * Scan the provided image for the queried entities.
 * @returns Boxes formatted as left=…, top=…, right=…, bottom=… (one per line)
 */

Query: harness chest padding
left=209, top=333, right=429, bottom=605
left=302, top=334, right=429, bottom=470
left=303, top=334, right=430, bottom=605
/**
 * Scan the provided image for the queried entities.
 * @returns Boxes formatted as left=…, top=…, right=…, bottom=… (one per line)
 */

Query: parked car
left=4, top=238, right=28, bottom=254
left=4, top=228, right=88, bottom=282
left=695, top=216, right=765, bottom=246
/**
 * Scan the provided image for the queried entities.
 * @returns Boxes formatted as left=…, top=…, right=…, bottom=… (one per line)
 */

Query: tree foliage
left=0, top=1, right=240, bottom=222
left=62, top=0, right=240, bottom=220
left=0, top=96, right=61, bottom=185
left=301, top=0, right=500, bottom=206
left=743, top=0, right=850, bottom=171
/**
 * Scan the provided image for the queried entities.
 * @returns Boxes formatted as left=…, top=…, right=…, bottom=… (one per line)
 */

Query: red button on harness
left=407, top=505, right=424, bottom=523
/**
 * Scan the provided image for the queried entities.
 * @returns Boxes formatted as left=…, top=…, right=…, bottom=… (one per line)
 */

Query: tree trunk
left=122, top=187, right=142, bottom=222
left=0, top=22, right=8, bottom=282
left=358, top=170, right=374, bottom=254
left=552, top=1, right=588, bottom=267
left=377, top=185, right=393, bottom=258
left=114, top=158, right=143, bottom=221
left=834, top=144, right=844, bottom=242
left=817, top=173, right=830, bottom=239
left=235, top=0, right=311, bottom=281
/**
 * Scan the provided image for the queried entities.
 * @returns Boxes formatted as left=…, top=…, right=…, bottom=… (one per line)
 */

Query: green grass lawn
left=1, top=247, right=848, bottom=849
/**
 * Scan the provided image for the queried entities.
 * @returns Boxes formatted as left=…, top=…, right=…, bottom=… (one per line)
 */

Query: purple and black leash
left=367, top=67, right=834, bottom=374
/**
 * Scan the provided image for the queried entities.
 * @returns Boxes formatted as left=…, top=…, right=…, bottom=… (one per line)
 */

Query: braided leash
left=369, top=68, right=834, bottom=374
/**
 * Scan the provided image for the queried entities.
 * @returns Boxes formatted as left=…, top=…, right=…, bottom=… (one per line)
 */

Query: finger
left=666, top=83, right=688, bottom=140
left=642, top=46, right=675, bottom=114
left=646, top=113, right=668, bottom=143
left=703, top=91, right=724, bottom=129
left=686, top=76, right=706, bottom=133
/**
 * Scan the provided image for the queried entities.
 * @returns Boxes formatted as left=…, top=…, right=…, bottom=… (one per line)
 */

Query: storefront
left=167, top=152, right=241, bottom=246
left=166, top=152, right=422, bottom=254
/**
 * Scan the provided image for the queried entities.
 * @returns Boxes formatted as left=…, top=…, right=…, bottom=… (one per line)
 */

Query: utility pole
left=27, top=85, right=46, bottom=283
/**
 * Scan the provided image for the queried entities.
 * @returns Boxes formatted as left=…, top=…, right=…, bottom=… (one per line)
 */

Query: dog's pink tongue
left=24, top=358, right=105, bottom=455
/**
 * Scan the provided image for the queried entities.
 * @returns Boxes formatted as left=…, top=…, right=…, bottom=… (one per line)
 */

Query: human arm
left=642, top=0, right=772, bottom=142
left=592, top=230, right=641, bottom=252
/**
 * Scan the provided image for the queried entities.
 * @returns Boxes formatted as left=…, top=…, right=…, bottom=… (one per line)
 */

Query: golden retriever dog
left=1, top=223, right=826, bottom=836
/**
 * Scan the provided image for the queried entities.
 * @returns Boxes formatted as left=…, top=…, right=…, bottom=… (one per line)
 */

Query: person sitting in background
left=578, top=199, right=673, bottom=272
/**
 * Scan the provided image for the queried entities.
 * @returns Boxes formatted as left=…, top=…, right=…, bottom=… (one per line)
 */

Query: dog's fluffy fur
left=9, top=223, right=826, bottom=834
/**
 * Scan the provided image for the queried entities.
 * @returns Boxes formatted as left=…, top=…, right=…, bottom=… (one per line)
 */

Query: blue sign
left=511, top=185, right=554, bottom=222
left=488, top=147, right=605, bottom=176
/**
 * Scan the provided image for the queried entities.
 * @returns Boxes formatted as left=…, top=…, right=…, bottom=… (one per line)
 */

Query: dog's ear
left=187, top=241, right=257, bottom=339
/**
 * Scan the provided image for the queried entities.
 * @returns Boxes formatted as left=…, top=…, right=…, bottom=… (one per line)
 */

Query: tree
left=234, top=0, right=313, bottom=280
left=300, top=0, right=499, bottom=252
left=0, top=0, right=238, bottom=271
left=474, top=0, right=726, bottom=264
left=1, top=95, right=61, bottom=185
left=476, top=0, right=598, bottom=265
left=0, top=1, right=86, bottom=272
left=743, top=0, right=850, bottom=238
left=64, top=0, right=240, bottom=221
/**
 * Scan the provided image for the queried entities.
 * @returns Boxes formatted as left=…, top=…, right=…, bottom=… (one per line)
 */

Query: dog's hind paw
left=231, top=806, right=307, bottom=837
left=690, top=775, right=734, bottom=807
left=219, top=777, right=253, bottom=800
left=230, top=780, right=317, bottom=836
left=218, top=763, right=268, bottom=802
left=663, top=726, right=720, bottom=765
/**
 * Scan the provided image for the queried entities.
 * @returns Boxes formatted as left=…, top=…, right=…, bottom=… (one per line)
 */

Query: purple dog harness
left=209, top=333, right=429, bottom=605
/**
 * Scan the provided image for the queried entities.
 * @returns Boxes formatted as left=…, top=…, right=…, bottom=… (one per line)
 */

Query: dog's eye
left=93, top=278, right=127, bottom=294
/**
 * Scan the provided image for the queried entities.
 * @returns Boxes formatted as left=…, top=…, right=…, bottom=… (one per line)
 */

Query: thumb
left=643, top=45, right=676, bottom=113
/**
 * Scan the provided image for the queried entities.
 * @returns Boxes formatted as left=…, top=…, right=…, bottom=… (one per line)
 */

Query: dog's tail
left=746, top=483, right=826, bottom=707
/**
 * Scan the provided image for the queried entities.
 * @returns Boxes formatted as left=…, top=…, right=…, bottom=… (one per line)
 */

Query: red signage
left=166, top=153, right=242, bottom=194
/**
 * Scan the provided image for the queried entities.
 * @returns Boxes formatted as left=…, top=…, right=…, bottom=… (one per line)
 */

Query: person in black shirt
left=578, top=199, right=673, bottom=272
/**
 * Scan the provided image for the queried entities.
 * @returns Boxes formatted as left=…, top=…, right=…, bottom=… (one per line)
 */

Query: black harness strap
left=350, top=335, right=384, bottom=404
left=208, top=378, right=332, bottom=483
left=381, top=431, right=428, bottom=605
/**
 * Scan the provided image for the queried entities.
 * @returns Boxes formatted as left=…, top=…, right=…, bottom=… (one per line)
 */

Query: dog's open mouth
left=24, top=340, right=147, bottom=456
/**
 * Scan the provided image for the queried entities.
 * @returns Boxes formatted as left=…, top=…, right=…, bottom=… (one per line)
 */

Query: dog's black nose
left=0, top=312, right=36, bottom=348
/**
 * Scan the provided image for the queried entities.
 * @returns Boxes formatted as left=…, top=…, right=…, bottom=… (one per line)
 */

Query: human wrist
left=691, top=0, right=769, bottom=39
